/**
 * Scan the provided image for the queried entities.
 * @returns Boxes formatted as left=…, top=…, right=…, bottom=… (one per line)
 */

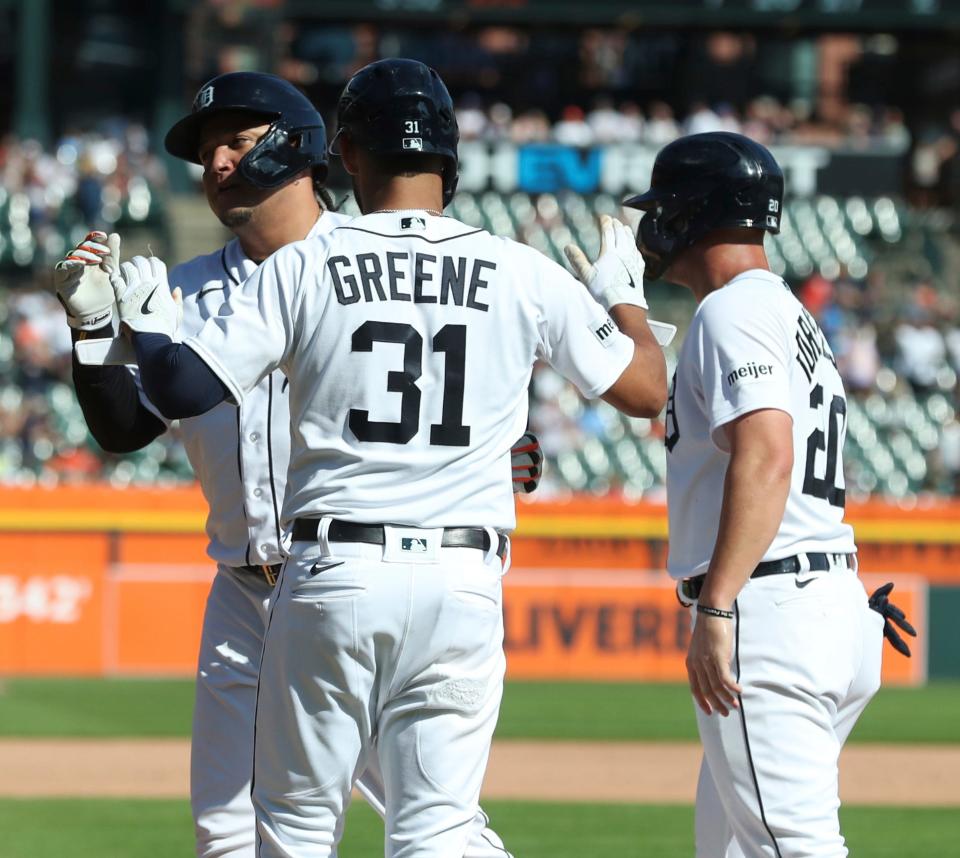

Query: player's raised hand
left=54, top=231, right=121, bottom=330
left=113, top=256, right=183, bottom=339
left=564, top=215, right=648, bottom=312
left=686, top=608, right=742, bottom=717
left=511, top=432, right=543, bottom=494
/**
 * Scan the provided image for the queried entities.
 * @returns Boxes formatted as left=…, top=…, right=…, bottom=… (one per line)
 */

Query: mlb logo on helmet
left=195, top=85, right=215, bottom=111
left=403, top=137, right=423, bottom=150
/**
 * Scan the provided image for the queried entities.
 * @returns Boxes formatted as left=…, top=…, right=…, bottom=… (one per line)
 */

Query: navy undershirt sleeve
left=71, top=324, right=165, bottom=453
left=133, top=333, right=231, bottom=419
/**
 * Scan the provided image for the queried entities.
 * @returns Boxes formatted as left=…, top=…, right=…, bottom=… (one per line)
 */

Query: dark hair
left=312, top=166, right=337, bottom=211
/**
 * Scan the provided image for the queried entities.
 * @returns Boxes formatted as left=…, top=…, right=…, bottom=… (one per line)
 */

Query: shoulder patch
left=725, top=361, right=777, bottom=388
left=590, top=314, right=620, bottom=348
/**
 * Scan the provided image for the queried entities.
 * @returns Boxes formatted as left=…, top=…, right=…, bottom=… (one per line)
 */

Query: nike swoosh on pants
left=309, top=561, right=345, bottom=577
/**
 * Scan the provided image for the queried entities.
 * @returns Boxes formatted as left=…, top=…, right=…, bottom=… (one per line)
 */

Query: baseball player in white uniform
left=57, top=72, right=540, bottom=858
left=623, top=132, right=915, bottom=858
left=105, top=59, right=672, bottom=857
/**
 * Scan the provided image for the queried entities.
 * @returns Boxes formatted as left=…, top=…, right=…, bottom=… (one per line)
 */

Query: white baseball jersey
left=666, top=268, right=856, bottom=579
left=141, top=212, right=515, bottom=858
left=135, top=211, right=351, bottom=567
left=186, top=210, right=634, bottom=531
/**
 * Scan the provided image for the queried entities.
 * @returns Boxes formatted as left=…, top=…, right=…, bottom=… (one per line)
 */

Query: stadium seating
left=0, top=180, right=163, bottom=271
left=3, top=186, right=959, bottom=499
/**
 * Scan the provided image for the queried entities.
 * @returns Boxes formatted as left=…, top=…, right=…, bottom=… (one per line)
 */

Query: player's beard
left=219, top=207, right=254, bottom=228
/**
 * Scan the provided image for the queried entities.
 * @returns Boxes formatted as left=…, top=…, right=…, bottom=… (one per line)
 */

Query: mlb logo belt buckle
left=383, top=526, right=443, bottom=562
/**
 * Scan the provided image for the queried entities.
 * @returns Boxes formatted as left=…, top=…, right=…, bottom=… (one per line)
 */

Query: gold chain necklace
left=373, top=208, right=442, bottom=217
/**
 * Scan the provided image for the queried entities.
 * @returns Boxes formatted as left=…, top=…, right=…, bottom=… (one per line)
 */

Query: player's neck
left=357, top=174, right=444, bottom=217
left=234, top=193, right=322, bottom=263
left=687, top=244, right=770, bottom=303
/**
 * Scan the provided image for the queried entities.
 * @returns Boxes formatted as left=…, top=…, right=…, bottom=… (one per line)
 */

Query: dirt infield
left=0, top=739, right=957, bottom=805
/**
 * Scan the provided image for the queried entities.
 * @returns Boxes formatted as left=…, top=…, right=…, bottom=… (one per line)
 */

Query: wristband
left=696, top=604, right=734, bottom=620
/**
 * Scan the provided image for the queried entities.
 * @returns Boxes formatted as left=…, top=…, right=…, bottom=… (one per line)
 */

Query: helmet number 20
left=349, top=321, right=470, bottom=446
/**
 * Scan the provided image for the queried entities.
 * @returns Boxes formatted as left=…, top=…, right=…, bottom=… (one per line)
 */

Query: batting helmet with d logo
left=165, top=72, right=328, bottom=189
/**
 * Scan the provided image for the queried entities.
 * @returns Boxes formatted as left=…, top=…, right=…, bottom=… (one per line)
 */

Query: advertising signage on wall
left=0, top=488, right=943, bottom=682
left=455, top=141, right=905, bottom=198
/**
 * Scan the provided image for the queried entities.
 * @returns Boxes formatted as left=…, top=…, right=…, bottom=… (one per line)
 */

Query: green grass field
left=1, top=679, right=956, bottom=855
left=0, top=799, right=954, bottom=857
left=1, top=678, right=958, bottom=742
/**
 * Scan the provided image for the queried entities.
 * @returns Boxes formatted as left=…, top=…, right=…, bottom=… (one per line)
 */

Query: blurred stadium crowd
left=3, top=10, right=960, bottom=500
left=453, top=95, right=910, bottom=149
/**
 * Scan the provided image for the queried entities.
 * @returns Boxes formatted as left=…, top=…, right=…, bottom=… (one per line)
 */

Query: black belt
left=292, top=518, right=508, bottom=560
left=235, top=563, right=281, bottom=585
left=680, top=552, right=855, bottom=602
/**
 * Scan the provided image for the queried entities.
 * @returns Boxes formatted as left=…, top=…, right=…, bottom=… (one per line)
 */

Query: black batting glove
left=868, top=582, right=918, bottom=658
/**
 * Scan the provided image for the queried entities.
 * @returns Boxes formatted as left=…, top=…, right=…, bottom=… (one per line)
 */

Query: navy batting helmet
left=624, top=132, right=784, bottom=280
left=164, top=71, right=328, bottom=189
left=331, top=58, right=459, bottom=207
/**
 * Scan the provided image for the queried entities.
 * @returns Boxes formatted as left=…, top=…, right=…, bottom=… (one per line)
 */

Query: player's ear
left=339, top=135, right=361, bottom=177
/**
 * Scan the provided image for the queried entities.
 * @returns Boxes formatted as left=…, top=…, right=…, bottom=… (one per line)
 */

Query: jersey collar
left=725, top=268, right=784, bottom=288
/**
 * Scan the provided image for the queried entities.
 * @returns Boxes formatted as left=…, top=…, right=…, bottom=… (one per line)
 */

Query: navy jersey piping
left=221, top=246, right=242, bottom=286
left=251, top=557, right=287, bottom=856
left=335, top=225, right=485, bottom=244
left=734, top=600, right=783, bottom=857
left=266, top=374, right=283, bottom=554
left=222, top=245, right=256, bottom=565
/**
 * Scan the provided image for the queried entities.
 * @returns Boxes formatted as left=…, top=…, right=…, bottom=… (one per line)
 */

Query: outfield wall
left=0, top=486, right=951, bottom=682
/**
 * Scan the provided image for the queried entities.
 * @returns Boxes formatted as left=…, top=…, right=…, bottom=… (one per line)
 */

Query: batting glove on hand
left=868, top=582, right=917, bottom=657
left=564, top=215, right=648, bottom=312
left=511, top=432, right=543, bottom=494
left=113, top=256, right=183, bottom=339
left=54, top=231, right=121, bottom=330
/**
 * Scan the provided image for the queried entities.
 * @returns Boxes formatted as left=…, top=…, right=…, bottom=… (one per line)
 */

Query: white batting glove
left=54, top=231, right=121, bottom=330
left=113, top=256, right=183, bottom=339
left=564, top=216, right=678, bottom=348
left=564, top=215, right=648, bottom=312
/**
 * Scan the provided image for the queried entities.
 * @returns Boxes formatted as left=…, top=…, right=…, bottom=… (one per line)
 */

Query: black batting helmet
left=164, top=71, right=328, bottom=189
left=624, top=132, right=784, bottom=280
left=331, top=58, right=459, bottom=207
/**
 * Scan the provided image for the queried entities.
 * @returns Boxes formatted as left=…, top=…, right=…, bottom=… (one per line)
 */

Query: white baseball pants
left=251, top=525, right=507, bottom=858
left=192, top=562, right=511, bottom=858
left=692, top=562, right=884, bottom=858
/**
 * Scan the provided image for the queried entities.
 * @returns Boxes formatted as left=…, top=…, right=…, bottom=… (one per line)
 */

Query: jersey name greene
left=328, top=252, right=495, bottom=311
left=186, top=212, right=635, bottom=531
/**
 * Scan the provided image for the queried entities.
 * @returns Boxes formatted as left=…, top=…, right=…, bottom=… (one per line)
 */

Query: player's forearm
left=699, top=431, right=792, bottom=610
left=603, top=305, right=668, bottom=417
left=71, top=326, right=166, bottom=452
left=133, top=333, right=230, bottom=419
